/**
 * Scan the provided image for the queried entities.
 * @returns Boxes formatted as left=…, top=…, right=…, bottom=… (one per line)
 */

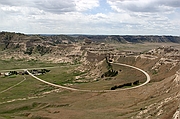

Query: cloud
left=0, top=0, right=28, bottom=6
left=34, top=0, right=76, bottom=13
left=0, top=0, right=180, bottom=35
left=158, top=0, right=180, bottom=8
left=0, top=0, right=100, bottom=14
left=0, top=0, right=76, bottom=14
left=75, top=0, right=99, bottom=11
left=107, top=0, right=180, bottom=13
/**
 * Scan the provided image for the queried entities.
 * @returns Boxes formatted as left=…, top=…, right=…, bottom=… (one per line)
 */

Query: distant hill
left=0, top=31, right=75, bottom=52
left=78, top=35, right=180, bottom=43
left=0, top=32, right=179, bottom=55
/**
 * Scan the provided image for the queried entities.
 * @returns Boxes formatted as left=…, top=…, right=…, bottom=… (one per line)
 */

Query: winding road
left=0, top=63, right=151, bottom=105
left=113, top=63, right=151, bottom=90
left=26, top=63, right=151, bottom=92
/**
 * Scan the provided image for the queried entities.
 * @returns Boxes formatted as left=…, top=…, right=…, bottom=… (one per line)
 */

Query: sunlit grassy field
left=0, top=59, right=63, bottom=70
left=37, top=65, right=86, bottom=85
left=0, top=59, right=63, bottom=107
left=0, top=75, right=56, bottom=103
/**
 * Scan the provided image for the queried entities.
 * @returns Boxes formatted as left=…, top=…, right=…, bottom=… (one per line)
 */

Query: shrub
left=101, top=70, right=118, bottom=78
left=133, top=80, right=139, bottom=85
left=111, top=85, right=118, bottom=90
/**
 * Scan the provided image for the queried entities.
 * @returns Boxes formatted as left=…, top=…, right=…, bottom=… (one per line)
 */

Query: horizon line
left=1, top=31, right=180, bottom=36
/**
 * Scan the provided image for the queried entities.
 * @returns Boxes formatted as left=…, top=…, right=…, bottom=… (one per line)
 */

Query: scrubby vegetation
left=29, top=69, right=50, bottom=75
left=111, top=80, right=140, bottom=90
left=101, top=70, right=118, bottom=78
left=36, top=45, right=51, bottom=56
left=24, top=47, right=33, bottom=55
left=101, top=56, right=118, bottom=78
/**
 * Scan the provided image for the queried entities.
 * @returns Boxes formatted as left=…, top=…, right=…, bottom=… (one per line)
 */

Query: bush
left=111, top=85, right=118, bottom=90
left=110, top=82, right=133, bottom=90
left=124, top=83, right=132, bottom=86
left=133, top=80, right=139, bottom=85
left=36, top=45, right=51, bottom=56
left=24, top=47, right=33, bottom=55
left=101, top=70, right=118, bottom=78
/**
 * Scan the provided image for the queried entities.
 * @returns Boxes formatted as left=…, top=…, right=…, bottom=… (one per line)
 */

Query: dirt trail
left=0, top=76, right=26, bottom=94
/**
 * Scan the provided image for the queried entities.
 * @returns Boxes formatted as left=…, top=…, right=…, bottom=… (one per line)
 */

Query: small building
left=4, top=72, right=11, bottom=76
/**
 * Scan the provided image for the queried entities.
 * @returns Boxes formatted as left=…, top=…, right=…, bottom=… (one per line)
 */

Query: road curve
left=26, top=63, right=151, bottom=92
left=113, top=63, right=151, bottom=90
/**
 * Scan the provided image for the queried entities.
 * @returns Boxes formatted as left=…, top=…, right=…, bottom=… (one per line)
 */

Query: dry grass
left=0, top=42, right=179, bottom=119
left=0, top=74, right=178, bottom=119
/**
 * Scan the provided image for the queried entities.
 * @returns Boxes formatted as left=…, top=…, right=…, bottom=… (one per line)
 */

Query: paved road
left=26, top=63, right=151, bottom=92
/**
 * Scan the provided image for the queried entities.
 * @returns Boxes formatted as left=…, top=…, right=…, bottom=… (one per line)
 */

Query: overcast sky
left=0, top=0, right=180, bottom=35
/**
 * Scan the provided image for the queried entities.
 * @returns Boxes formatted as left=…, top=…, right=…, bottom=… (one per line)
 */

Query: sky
left=0, top=0, right=180, bottom=35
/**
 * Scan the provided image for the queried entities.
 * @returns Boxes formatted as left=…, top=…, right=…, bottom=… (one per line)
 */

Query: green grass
left=0, top=60, right=80, bottom=106
left=1, top=105, right=33, bottom=114
left=37, top=66, right=86, bottom=85
left=0, top=58, right=65, bottom=103
left=0, top=75, right=22, bottom=91
left=0, top=58, right=147, bottom=93
left=0, top=75, right=56, bottom=103
left=0, top=59, right=63, bottom=70
left=8, top=75, right=17, bottom=78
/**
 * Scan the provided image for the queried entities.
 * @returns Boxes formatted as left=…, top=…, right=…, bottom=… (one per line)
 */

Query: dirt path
left=27, top=63, right=151, bottom=92
left=0, top=76, right=27, bottom=94
left=0, top=96, right=44, bottom=105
